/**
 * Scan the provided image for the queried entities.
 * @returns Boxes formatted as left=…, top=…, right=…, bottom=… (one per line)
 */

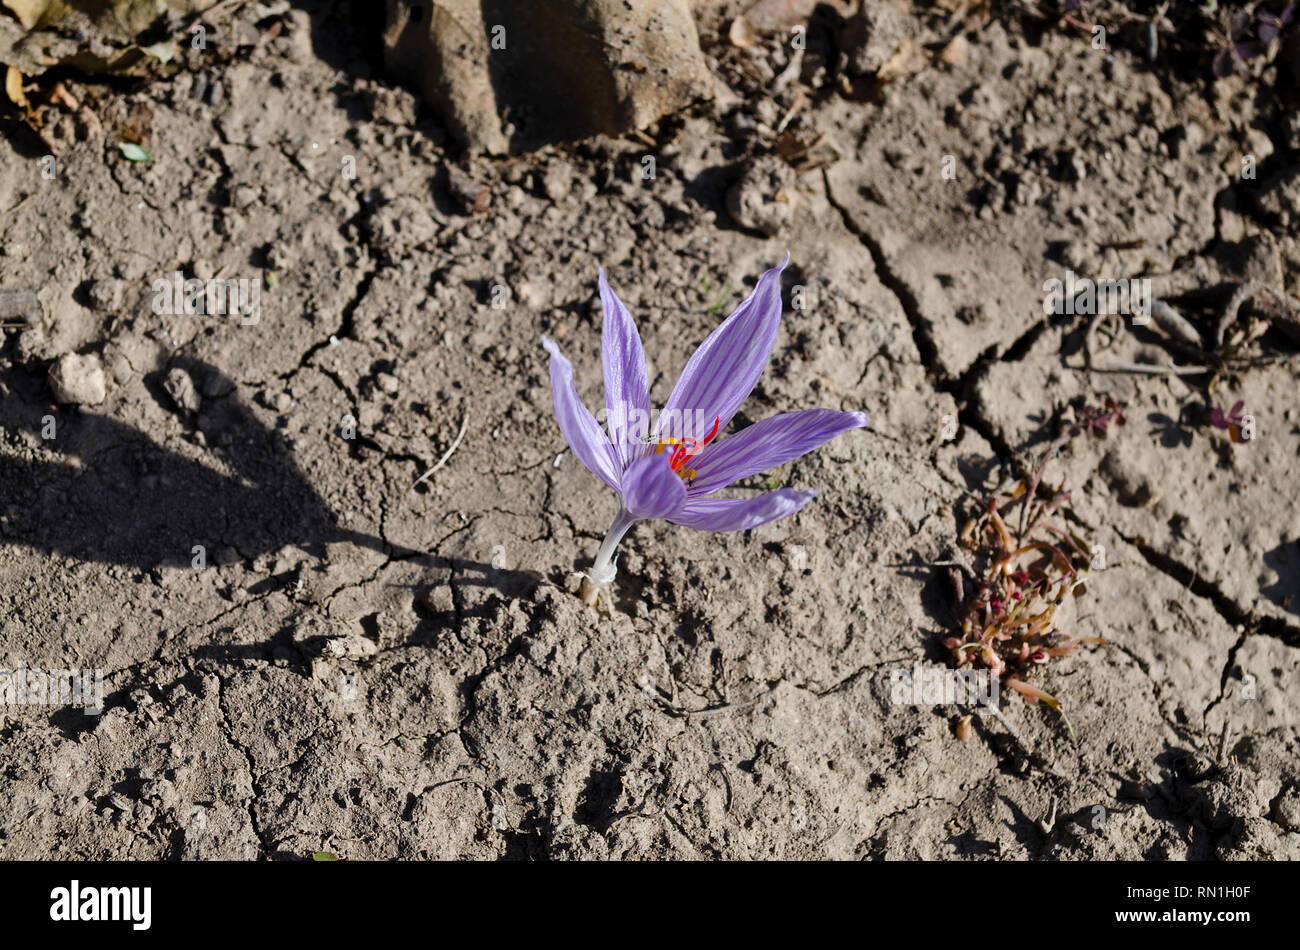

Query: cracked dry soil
left=1, top=1, right=1298, bottom=859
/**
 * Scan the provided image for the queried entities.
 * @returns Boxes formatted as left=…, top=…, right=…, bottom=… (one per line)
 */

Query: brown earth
left=0, top=0, right=1297, bottom=859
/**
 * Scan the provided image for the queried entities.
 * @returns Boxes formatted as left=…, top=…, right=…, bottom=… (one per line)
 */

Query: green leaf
left=311, top=851, right=339, bottom=861
left=117, top=142, right=152, bottom=163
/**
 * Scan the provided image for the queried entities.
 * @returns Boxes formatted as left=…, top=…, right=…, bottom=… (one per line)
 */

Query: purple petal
left=685, top=409, right=868, bottom=496
left=542, top=336, right=621, bottom=491
left=669, top=488, right=817, bottom=533
left=599, top=269, right=651, bottom=467
left=620, top=455, right=687, bottom=521
left=658, top=255, right=790, bottom=439
left=1235, top=40, right=1266, bottom=62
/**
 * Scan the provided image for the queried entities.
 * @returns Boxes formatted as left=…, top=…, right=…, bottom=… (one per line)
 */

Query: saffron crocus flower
left=541, top=255, right=867, bottom=603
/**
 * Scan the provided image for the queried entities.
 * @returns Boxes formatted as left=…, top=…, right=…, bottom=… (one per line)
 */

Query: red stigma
left=666, top=416, right=720, bottom=473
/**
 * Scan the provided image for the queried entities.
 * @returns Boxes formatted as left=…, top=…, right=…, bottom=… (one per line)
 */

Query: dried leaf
left=955, top=714, right=973, bottom=741
left=5, top=66, right=27, bottom=110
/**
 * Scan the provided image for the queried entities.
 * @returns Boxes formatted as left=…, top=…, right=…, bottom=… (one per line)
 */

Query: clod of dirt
left=725, top=155, right=796, bottom=236
left=1274, top=787, right=1300, bottom=832
left=369, top=193, right=443, bottom=254
left=540, top=162, right=573, bottom=202
left=47, top=352, right=106, bottom=405
left=839, top=0, right=912, bottom=77
left=382, top=0, right=712, bottom=153
left=1099, top=446, right=1161, bottom=508
left=86, top=278, right=122, bottom=312
left=1252, top=166, right=1300, bottom=232
left=445, top=167, right=491, bottom=216
left=162, top=366, right=201, bottom=413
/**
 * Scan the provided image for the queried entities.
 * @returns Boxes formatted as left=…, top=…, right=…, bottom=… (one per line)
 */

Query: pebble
left=48, top=353, right=107, bottom=406
left=541, top=162, right=572, bottom=202
left=163, top=367, right=201, bottom=413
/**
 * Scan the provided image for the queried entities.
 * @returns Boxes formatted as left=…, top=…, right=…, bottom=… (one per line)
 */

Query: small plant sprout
left=945, top=397, right=1123, bottom=737
left=1213, top=2, right=1296, bottom=77
left=1209, top=400, right=1249, bottom=442
left=542, top=256, right=868, bottom=606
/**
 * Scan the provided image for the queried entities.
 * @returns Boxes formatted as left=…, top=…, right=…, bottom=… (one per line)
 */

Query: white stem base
left=578, top=509, right=635, bottom=607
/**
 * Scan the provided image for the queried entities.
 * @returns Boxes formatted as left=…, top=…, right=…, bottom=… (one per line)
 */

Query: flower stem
left=579, top=508, right=635, bottom=606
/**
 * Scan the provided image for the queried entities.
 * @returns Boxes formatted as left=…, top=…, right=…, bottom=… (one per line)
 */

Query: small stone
left=939, top=35, right=968, bottom=66
left=324, top=634, right=378, bottom=660
left=541, top=162, right=573, bottom=202
left=107, top=352, right=133, bottom=385
left=163, top=367, right=201, bottom=413
left=1244, top=127, right=1274, bottom=165
left=48, top=354, right=107, bottom=406
left=232, top=184, right=260, bottom=209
